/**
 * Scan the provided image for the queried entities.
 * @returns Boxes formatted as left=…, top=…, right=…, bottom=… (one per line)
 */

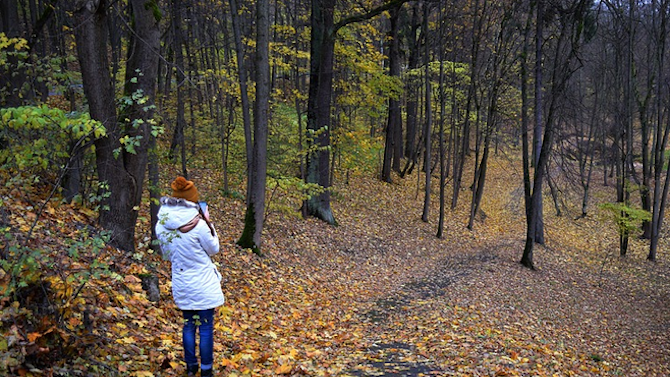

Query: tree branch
left=334, top=0, right=408, bottom=33
left=28, top=0, right=59, bottom=49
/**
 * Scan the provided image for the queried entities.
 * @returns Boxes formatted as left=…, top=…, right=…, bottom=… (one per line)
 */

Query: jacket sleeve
left=198, top=220, right=220, bottom=256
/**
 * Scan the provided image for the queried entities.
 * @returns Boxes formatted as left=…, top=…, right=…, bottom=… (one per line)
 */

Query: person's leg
left=181, top=310, right=199, bottom=375
left=198, top=308, right=215, bottom=375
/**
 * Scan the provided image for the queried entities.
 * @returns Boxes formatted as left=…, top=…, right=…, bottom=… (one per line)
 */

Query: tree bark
left=230, top=0, right=256, bottom=204
left=648, top=0, right=669, bottom=261
left=520, top=5, right=533, bottom=267
left=304, top=0, right=409, bottom=224
left=437, top=16, right=446, bottom=238
left=382, top=4, right=402, bottom=182
left=421, top=4, right=432, bottom=223
left=533, top=0, right=545, bottom=244
left=238, top=0, right=270, bottom=252
left=124, top=0, right=161, bottom=252
left=305, top=0, right=337, bottom=224
left=73, top=0, right=160, bottom=252
left=168, top=0, right=187, bottom=177
left=404, top=5, right=421, bottom=160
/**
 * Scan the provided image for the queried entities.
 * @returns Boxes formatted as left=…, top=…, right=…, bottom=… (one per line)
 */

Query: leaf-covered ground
left=2, top=154, right=669, bottom=376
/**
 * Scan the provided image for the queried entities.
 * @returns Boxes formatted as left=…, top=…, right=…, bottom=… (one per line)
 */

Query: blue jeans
left=182, top=308, right=215, bottom=371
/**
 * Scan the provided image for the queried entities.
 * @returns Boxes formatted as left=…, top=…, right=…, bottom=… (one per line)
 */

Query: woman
left=155, top=176, right=224, bottom=377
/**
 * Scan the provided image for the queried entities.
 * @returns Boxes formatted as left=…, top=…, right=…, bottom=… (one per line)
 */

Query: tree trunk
left=305, top=0, right=336, bottom=224
left=520, top=8, right=533, bottom=267
left=648, top=0, right=669, bottom=261
left=62, top=141, right=84, bottom=202
left=618, top=0, right=636, bottom=257
left=73, top=0, right=159, bottom=252
left=546, top=166, right=562, bottom=217
left=421, top=4, right=432, bottom=223
left=579, top=77, right=598, bottom=217
left=649, top=147, right=670, bottom=261
left=292, top=0, right=306, bottom=218
left=533, top=0, right=545, bottom=244
left=229, top=0, right=254, bottom=203
left=303, top=0, right=409, bottom=224
left=468, top=91, right=497, bottom=230
left=238, top=0, right=270, bottom=253
left=522, top=112, right=554, bottom=270
left=382, top=5, right=402, bottom=182
left=437, top=5, right=446, bottom=239
left=149, top=132, right=160, bottom=252
left=0, top=0, right=26, bottom=107
left=404, top=5, right=421, bottom=160
left=168, top=0, right=187, bottom=177
left=124, top=0, right=160, bottom=252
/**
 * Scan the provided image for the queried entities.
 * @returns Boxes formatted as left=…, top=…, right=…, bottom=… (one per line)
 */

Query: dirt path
left=344, top=248, right=501, bottom=376
left=338, top=236, right=670, bottom=376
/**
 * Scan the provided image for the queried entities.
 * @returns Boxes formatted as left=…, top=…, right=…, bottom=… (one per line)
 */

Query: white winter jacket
left=156, top=197, right=225, bottom=310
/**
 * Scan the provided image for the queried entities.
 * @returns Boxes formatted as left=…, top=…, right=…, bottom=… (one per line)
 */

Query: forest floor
left=2, top=152, right=670, bottom=376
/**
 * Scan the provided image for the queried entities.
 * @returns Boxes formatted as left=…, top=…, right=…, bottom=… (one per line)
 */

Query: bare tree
left=522, top=0, right=591, bottom=269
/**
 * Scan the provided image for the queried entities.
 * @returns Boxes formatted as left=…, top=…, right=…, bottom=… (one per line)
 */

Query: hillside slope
left=1, top=153, right=668, bottom=376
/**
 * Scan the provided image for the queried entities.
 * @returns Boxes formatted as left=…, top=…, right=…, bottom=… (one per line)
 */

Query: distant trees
left=573, top=0, right=670, bottom=261
left=645, top=0, right=670, bottom=261
left=4, top=0, right=670, bottom=264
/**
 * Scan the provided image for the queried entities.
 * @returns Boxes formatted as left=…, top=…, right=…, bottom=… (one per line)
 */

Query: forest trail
left=345, top=247, right=494, bottom=376
left=338, top=233, right=670, bottom=376
left=239, top=156, right=670, bottom=376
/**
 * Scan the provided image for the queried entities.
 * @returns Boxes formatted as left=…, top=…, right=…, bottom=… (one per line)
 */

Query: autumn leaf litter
left=3, top=155, right=670, bottom=376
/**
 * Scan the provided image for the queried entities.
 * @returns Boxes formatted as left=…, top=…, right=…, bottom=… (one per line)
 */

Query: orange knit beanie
left=171, top=176, right=199, bottom=203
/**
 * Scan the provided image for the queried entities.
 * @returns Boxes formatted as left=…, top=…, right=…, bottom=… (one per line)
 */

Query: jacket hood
left=158, top=196, right=200, bottom=230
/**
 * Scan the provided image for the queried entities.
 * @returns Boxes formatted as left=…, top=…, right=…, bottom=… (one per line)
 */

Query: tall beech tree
left=167, top=0, right=188, bottom=176
left=467, top=0, right=519, bottom=230
left=402, top=4, right=422, bottom=163
left=230, top=0, right=254, bottom=200
left=451, top=0, right=484, bottom=210
left=305, top=0, right=408, bottom=224
left=421, top=2, right=432, bottom=223
left=521, top=0, right=591, bottom=269
left=72, top=0, right=160, bottom=252
left=381, top=4, right=403, bottom=182
left=437, top=4, right=447, bottom=238
left=531, top=0, right=546, bottom=244
left=238, top=0, right=270, bottom=252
